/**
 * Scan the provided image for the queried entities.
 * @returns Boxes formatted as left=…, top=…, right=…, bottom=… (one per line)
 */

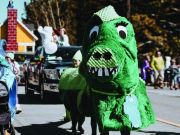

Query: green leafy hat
left=94, top=5, right=120, bottom=22
left=72, top=50, right=82, bottom=61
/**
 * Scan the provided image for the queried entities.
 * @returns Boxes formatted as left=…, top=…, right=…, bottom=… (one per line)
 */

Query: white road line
left=157, top=118, right=180, bottom=128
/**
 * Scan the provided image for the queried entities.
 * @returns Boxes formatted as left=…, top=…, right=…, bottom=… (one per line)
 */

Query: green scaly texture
left=79, top=5, right=155, bottom=131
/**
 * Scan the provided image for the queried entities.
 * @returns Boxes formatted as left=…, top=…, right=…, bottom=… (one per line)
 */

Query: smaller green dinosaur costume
left=59, top=68, right=87, bottom=104
left=79, top=5, right=155, bottom=132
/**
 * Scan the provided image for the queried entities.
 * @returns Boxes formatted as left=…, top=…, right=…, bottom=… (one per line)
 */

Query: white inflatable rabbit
left=38, top=26, right=58, bottom=54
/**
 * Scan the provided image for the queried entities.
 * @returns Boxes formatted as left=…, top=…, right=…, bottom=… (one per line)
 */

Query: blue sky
left=0, top=0, right=30, bottom=24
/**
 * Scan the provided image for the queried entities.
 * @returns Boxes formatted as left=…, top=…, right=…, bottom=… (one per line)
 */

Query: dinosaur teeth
left=94, top=67, right=98, bottom=72
left=88, top=67, right=118, bottom=77
left=109, top=67, right=118, bottom=75
left=98, top=68, right=103, bottom=76
left=104, top=68, right=109, bottom=76
left=88, top=67, right=99, bottom=75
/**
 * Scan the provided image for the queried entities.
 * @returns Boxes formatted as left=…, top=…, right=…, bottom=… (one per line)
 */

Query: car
left=14, top=54, right=34, bottom=85
left=24, top=46, right=82, bottom=100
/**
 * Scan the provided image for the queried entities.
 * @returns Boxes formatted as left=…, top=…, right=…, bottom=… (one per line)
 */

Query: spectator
left=6, top=52, right=22, bottom=114
left=59, top=50, right=86, bottom=133
left=62, top=50, right=82, bottom=122
left=151, top=50, right=165, bottom=89
left=164, top=56, right=172, bottom=87
left=0, top=39, right=17, bottom=121
left=169, top=59, right=179, bottom=90
left=72, top=50, right=82, bottom=67
left=177, top=65, right=180, bottom=89
left=165, top=56, right=171, bottom=69
left=176, top=57, right=180, bottom=89
left=52, top=30, right=59, bottom=44
left=140, top=54, right=154, bottom=85
left=56, top=28, right=70, bottom=46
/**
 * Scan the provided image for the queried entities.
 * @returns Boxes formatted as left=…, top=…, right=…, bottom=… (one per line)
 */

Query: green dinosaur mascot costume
left=79, top=5, right=155, bottom=132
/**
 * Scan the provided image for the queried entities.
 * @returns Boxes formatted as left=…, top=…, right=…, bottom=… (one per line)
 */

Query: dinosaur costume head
left=80, top=5, right=139, bottom=93
left=79, top=6, right=155, bottom=131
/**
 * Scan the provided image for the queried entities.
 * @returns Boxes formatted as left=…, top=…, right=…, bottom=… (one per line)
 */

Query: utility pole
left=127, top=0, right=131, bottom=20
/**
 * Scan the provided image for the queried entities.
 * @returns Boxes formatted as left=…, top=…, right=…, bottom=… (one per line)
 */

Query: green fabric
left=59, top=68, right=86, bottom=90
left=87, top=47, right=117, bottom=68
left=94, top=5, right=120, bottom=22
left=73, top=50, right=82, bottom=61
left=59, top=68, right=87, bottom=108
left=91, top=79, right=155, bottom=131
left=79, top=5, right=156, bottom=132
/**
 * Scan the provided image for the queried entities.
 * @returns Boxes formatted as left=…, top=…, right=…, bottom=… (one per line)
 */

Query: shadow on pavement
left=15, top=121, right=76, bottom=135
left=18, top=92, right=62, bottom=105
left=138, top=130, right=180, bottom=135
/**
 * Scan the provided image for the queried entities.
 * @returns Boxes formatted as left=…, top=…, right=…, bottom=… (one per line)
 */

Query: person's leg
left=146, top=69, right=152, bottom=85
left=178, top=76, right=180, bottom=89
left=63, top=109, right=71, bottom=122
left=78, top=114, right=85, bottom=133
left=15, top=79, right=22, bottom=114
left=120, top=130, right=131, bottom=135
left=100, top=132, right=109, bottom=135
left=69, top=91, right=78, bottom=133
left=159, top=70, right=164, bottom=88
left=154, top=70, right=159, bottom=89
left=70, top=111, right=77, bottom=133
left=174, top=75, right=178, bottom=90
left=169, top=76, right=173, bottom=90
left=91, top=116, right=97, bottom=135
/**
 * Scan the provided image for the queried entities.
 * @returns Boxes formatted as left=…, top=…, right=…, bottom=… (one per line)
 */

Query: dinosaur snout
left=87, top=47, right=119, bottom=77
left=93, top=51, right=112, bottom=60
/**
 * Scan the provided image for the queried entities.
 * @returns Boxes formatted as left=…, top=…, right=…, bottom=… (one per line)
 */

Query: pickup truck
left=24, top=46, right=82, bottom=100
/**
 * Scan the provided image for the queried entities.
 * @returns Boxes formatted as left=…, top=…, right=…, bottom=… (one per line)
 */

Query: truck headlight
left=44, top=69, right=59, bottom=79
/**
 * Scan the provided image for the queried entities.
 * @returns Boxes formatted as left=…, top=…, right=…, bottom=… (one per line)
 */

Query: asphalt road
left=13, top=86, right=180, bottom=135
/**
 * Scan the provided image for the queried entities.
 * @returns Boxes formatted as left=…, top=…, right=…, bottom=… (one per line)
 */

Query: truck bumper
left=44, top=83, right=59, bottom=92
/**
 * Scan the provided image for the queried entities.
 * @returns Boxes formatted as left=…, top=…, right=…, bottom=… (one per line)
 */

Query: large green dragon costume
left=59, top=5, right=155, bottom=133
left=79, top=5, right=155, bottom=131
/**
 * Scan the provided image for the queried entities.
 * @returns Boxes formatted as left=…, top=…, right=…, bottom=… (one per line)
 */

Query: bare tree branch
left=48, top=0, right=56, bottom=28
left=55, top=0, right=61, bottom=28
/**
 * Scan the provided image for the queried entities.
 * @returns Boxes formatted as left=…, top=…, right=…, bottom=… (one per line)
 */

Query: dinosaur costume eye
left=117, top=25, right=127, bottom=39
left=89, top=26, right=99, bottom=40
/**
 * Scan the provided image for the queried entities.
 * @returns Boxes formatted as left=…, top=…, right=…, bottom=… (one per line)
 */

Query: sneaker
left=16, top=109, right=22, bottom=114
left=16, top=104, right=22, bottom=114
left=78, top=126, right=84, bottom=134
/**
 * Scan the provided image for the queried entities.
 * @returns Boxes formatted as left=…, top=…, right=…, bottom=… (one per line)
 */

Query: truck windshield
left=52, top=46, right=82, bottom=61
left=44, top=60, right=72, bottom=69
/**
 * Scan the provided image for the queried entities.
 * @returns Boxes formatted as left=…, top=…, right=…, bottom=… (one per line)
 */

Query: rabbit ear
left=38, top=26, right=44, bottom=33
left=38, top=26, right=46, bottom=40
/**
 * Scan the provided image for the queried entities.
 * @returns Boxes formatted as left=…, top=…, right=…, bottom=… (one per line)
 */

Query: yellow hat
left=72, top=50, right=82, bottom=61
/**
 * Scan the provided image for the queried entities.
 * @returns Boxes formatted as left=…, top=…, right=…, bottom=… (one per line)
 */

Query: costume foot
left=78, top=126, right=84, bottom=134
left=72, top=128, right=77, bottom=135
